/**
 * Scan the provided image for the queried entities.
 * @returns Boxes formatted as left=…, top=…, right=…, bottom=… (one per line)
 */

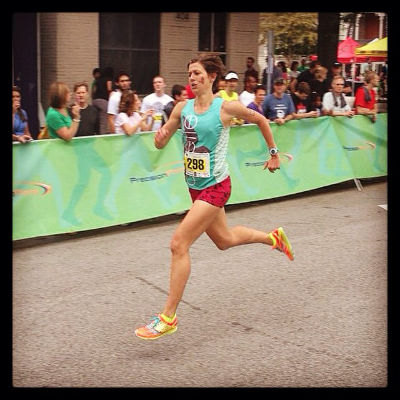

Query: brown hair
left=297, top=82, right=311, bottom=95
left=188, top=54, right=226, bottom=92
left=73, top=82, right=89, bottom=92
left=12, top=85, right=27, bottom=122
left=48, top=82, right=70, bottom=108
left=364, top=71, right=378, bottom=84
left=118, top=89, right=137, bottom=114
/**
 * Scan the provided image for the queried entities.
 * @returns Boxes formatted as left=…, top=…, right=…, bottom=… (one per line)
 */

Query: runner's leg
left=162, top=199, right=221, bottom=317
left=206, top=207, right=274, bottom=250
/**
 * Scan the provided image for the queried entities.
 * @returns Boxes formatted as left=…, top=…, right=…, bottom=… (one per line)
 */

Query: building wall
left=226, top=13, right=260, bottom=91
left=39, top=12, right=98, bottom=110
left=160, top=13, right=200, bottom=95
left=38, top=12, right=259, bottom=108
left=160, top=12, right=259, bottom=94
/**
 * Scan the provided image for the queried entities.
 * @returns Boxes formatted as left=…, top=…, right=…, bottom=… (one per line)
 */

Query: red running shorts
left=188, top=176, right=231, bottom=208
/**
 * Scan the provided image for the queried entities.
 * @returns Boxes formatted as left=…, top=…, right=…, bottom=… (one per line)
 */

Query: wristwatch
left=269, top=147, right=279, bottom=156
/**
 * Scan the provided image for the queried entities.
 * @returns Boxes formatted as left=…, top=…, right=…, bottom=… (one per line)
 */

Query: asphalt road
left=12, top=179, right=387, bottom=388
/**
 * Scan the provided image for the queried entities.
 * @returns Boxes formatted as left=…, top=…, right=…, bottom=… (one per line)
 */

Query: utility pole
left=266, top=30, right=274, bottom=95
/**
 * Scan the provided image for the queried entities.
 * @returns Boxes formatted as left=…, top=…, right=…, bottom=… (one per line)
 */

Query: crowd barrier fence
left=13, top=114, right=387, bottom=240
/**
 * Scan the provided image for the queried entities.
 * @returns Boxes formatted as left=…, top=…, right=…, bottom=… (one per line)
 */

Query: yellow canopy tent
left=355, top=37, right=387, bottom=57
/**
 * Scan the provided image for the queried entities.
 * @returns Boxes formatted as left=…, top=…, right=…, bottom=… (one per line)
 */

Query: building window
left=99, top=13, right=160, bottom=95
left=198, top=13, right=227, bottom=65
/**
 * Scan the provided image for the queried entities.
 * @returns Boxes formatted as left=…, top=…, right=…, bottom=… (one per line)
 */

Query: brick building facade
left=38, top=12, right=259, bottom=110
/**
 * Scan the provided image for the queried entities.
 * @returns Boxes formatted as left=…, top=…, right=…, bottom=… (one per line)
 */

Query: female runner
left=135, top=54, right=294, bottom=340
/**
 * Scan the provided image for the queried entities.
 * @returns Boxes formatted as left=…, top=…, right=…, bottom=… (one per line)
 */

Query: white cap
left=225, top=72, right=239, bottom=80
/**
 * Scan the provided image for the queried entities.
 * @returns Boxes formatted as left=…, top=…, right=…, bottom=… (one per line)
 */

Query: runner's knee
left=170, top=234, right=189, bottom=256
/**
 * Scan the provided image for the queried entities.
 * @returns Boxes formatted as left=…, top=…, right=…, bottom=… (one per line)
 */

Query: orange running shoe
left=135, top=313, right=178, bottom=340
left=268, top=227, right=295, bottom=261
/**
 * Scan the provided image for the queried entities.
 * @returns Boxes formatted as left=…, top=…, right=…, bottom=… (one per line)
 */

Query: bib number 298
left=187, top=157, right=204, bottom=171
left=184, top=152, right=210, bottom=178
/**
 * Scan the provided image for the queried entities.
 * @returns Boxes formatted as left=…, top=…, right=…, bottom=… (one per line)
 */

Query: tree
left=259, top=13, right=318, bottom=63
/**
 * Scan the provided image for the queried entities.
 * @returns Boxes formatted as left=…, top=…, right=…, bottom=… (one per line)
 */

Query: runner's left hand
left=263, top=156, right=280, bottom=173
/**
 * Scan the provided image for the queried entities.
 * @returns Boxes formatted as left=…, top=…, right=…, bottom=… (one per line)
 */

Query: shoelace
left=146, top=315, right=162, bottom=333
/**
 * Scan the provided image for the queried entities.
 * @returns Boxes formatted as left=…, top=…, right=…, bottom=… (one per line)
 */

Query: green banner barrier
left=13, top=114, right=387, bottom=240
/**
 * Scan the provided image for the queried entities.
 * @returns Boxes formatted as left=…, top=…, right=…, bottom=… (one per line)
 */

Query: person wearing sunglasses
left=322, top=75, right=354, bottom=117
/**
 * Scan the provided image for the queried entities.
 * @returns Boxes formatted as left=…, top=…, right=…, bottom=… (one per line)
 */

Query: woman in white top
left=115, top=90, right=154, bottom=135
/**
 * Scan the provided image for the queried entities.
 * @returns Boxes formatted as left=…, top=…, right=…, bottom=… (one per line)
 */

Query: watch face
left=270, top=148, right=278, bottom=155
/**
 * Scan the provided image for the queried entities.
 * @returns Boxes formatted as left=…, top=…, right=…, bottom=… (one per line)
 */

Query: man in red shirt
left=354, top=71, right=379, bottom=122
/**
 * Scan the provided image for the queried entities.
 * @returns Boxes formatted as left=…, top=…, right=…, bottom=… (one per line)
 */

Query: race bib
left=184, top=152, right=210, bottom=178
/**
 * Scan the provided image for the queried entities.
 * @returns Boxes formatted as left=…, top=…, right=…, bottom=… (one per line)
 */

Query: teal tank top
left=181, top=97, right=230, bottom=190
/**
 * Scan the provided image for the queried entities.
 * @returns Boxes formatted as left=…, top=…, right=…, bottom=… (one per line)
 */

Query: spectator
left=216, top=72, right=243, bottom=125
left=277, top=61, right=289, bottom=83
left=261, top=57, right=283, bottom=87
left=309, top=91, right=322, bottom=116
left=289, top=61, right=300, bottom=84
left=297, top=58, right=308, bottom=72
left=326, top=61, right=352, bottom=95
left=185, top=83, right=196, bottom=99
left=262, top=78, right=295, bottom=125
left=45, top=81, right=81, bottom=141
left=12, top=85, right=32, bottom=143
left=115, top=90, right=154, bottom=135
left=354, top=71, right=379, bottom=122
left=291, top=82, right=318, bottom=119
left=107, top=71, right=132, bottom=133
left=378, top=60, right=387, bottom=99
left=162, top=84, right=188, bottom=125
left=246, top=84, right=267, bottom=118
left=140, top=75, right=173, bottom=131
left=215, top=77, right=226, bottom=92
left=244, top=56, right=259, bottom=83
left=92, top=67, right=113, bottom=134
left=290, top=60, right=321, bottom=93
left=216, top=71, right=239, bottom=101
left=309, top=66, right=330, bottom=99
left=91, top=67, right=101, bottom=95
left=68, top=82, right=99, bottom=136
left=239, top=75, right=257, bottom=107
left=322, top=76, right=354, bottom=117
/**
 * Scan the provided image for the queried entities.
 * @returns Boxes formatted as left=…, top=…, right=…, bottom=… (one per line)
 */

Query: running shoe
left=135, top=313, right=178, bottom=340
left=268, top=227, right=295, bottom=261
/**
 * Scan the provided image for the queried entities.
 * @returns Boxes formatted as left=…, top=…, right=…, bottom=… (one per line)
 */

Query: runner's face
left=188, top=62, right=213, bottom=94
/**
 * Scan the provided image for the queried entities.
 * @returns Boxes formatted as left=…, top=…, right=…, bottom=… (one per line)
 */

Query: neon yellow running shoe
left=135, top=313, right=178, bottom=340
left=268, top=227, right=295, bottom=261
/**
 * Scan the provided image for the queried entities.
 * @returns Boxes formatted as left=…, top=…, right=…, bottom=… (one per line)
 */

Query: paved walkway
left=13, top=180, right=387, bottom=387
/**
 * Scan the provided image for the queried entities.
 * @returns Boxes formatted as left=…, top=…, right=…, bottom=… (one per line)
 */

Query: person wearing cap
left=216, top=71, right=244, bottom=125
left=216, top=71, right=240, bottom=101
left=262, top=78, right=295, bottom=125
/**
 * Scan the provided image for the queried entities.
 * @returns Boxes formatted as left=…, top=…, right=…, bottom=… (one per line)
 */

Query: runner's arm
left=154, top=101, right=186, bottom=149
left=222, top=100, right=280, bottom=172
